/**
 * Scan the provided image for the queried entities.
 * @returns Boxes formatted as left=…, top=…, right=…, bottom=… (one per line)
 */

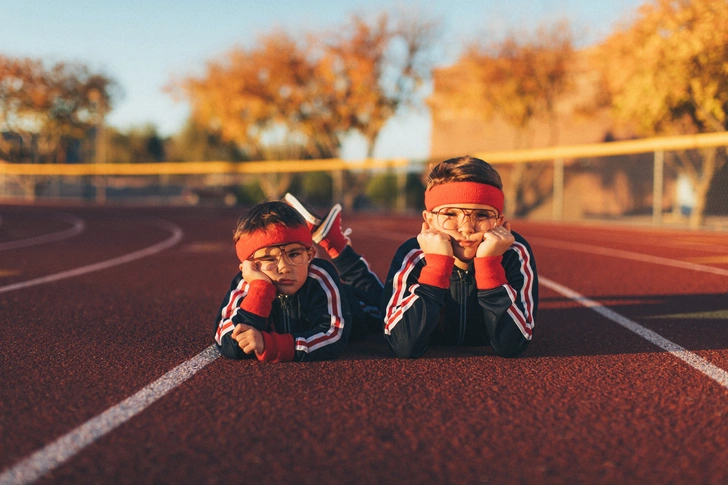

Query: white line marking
left=540, top=276, right=728, bottom=390
left=531, top=237, right=728, bottom=276
left=0, top=219, right=183, bottom=295
left=0, top=345, right=221, bottom=485
left=0, top=213, right=86, bottom=251
left=367, top=229, right=728, bottom=277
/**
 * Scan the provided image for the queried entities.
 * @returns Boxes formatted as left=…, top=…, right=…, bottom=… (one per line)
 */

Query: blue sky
left=1, top=0, right=646, bottom=159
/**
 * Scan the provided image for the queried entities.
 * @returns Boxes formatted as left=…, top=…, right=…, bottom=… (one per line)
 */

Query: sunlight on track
left=0, top=346, right=221, bottom=485
left=531, top=237, right=728, bottom=276
left=0, top=218, right=183, bottom=295
left=541, top=276, right=728, bottom=390
left=0, top=213, right=85, bottom=251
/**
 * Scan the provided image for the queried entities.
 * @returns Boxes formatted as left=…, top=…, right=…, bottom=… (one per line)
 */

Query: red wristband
left=474, top=256, right=507, bottom=289
left=419, top=253, right=454, bottom=288
left=258, top=331, right=295, bottom=362
left=240, top=280, right=277, bottom=317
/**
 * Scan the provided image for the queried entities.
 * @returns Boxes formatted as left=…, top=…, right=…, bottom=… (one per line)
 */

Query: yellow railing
left=473, top=131, right=728, bottom=163
left=0, top=157, right=408, bottom=176
left=1, top=132, right=727, bottom=226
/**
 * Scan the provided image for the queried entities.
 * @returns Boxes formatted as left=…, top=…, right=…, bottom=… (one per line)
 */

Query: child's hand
left=476, top=220, right=515, bottom=257
left=241, top=259, right=273, bottom=283
left=231, top=323, right=265, bottom=355
left=417, top=221, right=453, bottom=257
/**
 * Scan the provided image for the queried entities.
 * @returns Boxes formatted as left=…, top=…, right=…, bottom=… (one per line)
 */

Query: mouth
left=457, top=240, right=476, bottom=248
left=276, top=279, right=296, bottom=286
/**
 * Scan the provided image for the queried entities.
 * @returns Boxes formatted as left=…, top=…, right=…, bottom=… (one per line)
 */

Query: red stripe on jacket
left=294, top=264, right=345, bottom=353
left=384, top=249, right=425, bottom=333
left=215, top=279, right=250, bottom=344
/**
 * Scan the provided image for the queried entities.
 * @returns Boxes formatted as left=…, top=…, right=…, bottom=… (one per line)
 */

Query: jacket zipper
left=278, top=294, right=291, bottom=333
left=457, top=269, right=467, bottom=345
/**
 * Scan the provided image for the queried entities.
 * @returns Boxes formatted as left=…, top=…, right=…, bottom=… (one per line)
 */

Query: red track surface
left=1, top=204, right=728, bottom=485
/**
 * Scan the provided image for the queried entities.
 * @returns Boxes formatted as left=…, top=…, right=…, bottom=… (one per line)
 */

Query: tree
left=105, top=124, right=167, bottom=163
left=170, top=11, right=439, bottom=202
left=0, top=54, right=118, bottom=163
left=172, top=31, right=341, bottom=163
left=324, top=11, right=440, bottom=157
left=166, top=118, right=243, bottom=162
left=597, top=0, right=728, bottom=227
left=431, top=22, right=575, bottom=215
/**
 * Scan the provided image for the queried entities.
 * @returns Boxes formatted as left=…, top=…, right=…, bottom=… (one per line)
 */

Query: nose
left=458, top=217, right=475, bottom=235
left=276, top=257, right=293, bottom=273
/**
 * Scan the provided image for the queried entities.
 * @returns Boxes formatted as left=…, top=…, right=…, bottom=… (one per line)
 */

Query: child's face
left=250, top=243, right=314, bottom=295
left=423, top=203, right=503, bottom=263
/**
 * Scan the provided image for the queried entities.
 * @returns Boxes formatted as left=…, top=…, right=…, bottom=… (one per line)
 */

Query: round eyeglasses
left=249, top=243, right=315, bottom=271
left=430, top=207, right=499, bottom=232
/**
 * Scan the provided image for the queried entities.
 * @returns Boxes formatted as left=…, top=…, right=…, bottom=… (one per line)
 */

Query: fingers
left=242, top=340, right=257, bottom=354
left=233, top=326, right=262, bottom=354
left=231, top=323, right=252, bottom=338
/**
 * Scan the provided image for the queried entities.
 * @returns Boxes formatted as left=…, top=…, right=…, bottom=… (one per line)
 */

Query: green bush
left=365, top=173, right=398, bottom=208
left=301, top=171, right=332, bottom=205
left=365, top=172, right=425, bottom=210
left=235, top=181, right=266, bottom=205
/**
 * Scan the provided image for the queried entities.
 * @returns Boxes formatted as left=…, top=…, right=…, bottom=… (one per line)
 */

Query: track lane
left=0, top=212, right=85, bottom=252
left=2, top=207, right=728, bottom=484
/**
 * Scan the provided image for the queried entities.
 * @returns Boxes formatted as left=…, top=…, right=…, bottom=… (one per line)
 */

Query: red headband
left=425, top=181, right=504, bottom=213
left=235, top=224, right=313, bottom=262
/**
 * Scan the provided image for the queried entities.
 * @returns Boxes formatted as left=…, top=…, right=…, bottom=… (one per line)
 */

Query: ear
left=422, top=209, right=434, bottom=226
left=239, top=263, right=245, bottom=272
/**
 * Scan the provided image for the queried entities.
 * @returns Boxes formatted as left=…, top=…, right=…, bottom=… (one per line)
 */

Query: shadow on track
left=340, top=291, right=728, bottom=361
left=528, top=292, right=728, bottom=358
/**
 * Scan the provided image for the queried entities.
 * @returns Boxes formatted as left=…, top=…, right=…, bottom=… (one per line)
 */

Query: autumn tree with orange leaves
left=431, top=22, right=575, bottom=215
left=597, top=0, right=728, bottom=227
left=172, top=11, right=439, bottom=199
left=0, top=54, right=117, bottom=163
left=177, top=12, right=438, bottom=159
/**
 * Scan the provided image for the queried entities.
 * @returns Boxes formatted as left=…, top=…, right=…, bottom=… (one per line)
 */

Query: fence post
left=553, top=158, right=564, bottom=220
left=396, top=163, right=407, bottom=212
left=653, top=150, right=664, bottom=225
left=332, top=169, right=343, bottom=206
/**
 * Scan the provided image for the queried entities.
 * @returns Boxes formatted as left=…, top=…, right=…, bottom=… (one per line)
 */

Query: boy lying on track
left=381, top=156, right=539, bottom=358
left=214, top=199, right=382, bottom=362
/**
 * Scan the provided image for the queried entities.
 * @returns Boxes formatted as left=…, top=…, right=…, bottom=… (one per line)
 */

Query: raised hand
left=240, top=259, right=273, bottom=283
left=476, top=220, right=515, bottom=257
left=417, top=221, right=453, bottom=257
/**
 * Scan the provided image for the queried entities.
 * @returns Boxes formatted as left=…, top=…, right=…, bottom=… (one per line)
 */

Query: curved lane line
left=540, top=276, right=728, bottom=390
left=0, top=213, right=86, bottom=251
left=0, top=219, right=183, bottom=295
left=0, top=345, right=221, bottom=485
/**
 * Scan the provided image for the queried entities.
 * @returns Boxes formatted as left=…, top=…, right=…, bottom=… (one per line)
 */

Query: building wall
left=425, top=59, right=689, bottom=219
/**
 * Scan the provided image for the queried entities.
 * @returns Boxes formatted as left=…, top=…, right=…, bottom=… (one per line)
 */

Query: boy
left=214, top=199, right=382, bottom=362
left=382, top=156, right=538, bottom=358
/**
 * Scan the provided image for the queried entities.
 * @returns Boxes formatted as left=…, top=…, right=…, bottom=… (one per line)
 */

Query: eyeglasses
left=430, top=207, right=499, bottom=232
left=249, top=243, right=315, bottom=271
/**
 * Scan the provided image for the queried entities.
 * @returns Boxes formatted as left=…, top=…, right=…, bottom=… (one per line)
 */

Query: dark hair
left=233, top=201, right=306, bottom=242
left=426, top=156, right=503, bottom=190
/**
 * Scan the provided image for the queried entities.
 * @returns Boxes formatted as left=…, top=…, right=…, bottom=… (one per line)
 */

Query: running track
left=1, top=204, right=727, bottom=485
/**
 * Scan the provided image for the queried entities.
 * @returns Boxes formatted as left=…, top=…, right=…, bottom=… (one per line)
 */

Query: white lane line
left=0, top=219, right=183, bottom=295
left=530, top=237, right=728, bottom=276
left=0, top=213, right=86, bottom=251
left=368, top=230, right=728, bottom=276
left=0, top=345, right=221, bottom=485
left=540, top=276, right=728, bottom=390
